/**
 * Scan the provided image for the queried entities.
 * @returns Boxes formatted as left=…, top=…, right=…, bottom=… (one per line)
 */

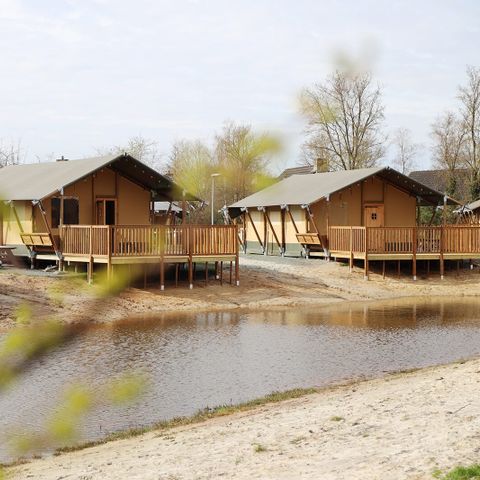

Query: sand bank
left=12, top=357, right=480, bottom=479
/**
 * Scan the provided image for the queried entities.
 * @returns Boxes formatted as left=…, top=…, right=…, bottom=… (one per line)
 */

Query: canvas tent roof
left=0, top=154, right=198, bottom=202
left=465, top=199, right=480, bottom=211
left=229, top=166, right=458, bottom=216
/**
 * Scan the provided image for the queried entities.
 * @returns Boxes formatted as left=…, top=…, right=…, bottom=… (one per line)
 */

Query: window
left=51, top=198, right=61, bottom=228
left=51, top=198, right=79, bottom=227
left=371, top=213, right=377, bottom=220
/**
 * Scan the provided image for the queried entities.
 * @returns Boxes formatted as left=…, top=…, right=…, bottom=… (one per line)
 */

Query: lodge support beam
left=261, top=206, right=282, bottom=255
left=286, top=206, right=299, bottom=234
left=243, top=208, right=264, bottom=253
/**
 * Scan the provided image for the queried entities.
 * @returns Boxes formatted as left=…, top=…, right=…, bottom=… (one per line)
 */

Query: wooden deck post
left=235, top=252, right=240, bottom=286
left=205, top=262, right=208, bottom=285
left=349, top=227, right=353, bottom=273
left=107, top=226, right=112, bottom=280
left=160, top=258, right=165, bottom=291
left=412, top=227, right=417, bottom=281
left=382, top=260, right=386, bottom=279
left=88, top=226, right=93, bottom=284
left=364, top=227, right=369, bottom=280
left=262, top=207, right=268, bottom=256
left=280, top=207, right=286, bottom=257
left=440, top=225, right=445, bottom=280
left=242, top=212, right=247, bottom=254
left=188, top=226, right=193, bottom=289
left=220, top=261, right=223, bottom=285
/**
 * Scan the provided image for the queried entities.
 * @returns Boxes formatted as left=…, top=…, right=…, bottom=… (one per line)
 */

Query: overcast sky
left=0, top=0, right=479, bottom=171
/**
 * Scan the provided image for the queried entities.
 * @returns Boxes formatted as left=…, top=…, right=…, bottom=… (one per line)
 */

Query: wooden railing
left=328, top=226, right=366, bottom=253
left=61, top=225, right=238, bottom=258
left=329, top=225, right=480, bottom=256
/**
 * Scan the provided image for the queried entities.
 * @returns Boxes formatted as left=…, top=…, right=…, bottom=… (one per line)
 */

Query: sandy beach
left=11, top=357, right=480, bottom=480
left=2, top=254, right=480, bottom=329
left=3, top=256, right=480, bottom=479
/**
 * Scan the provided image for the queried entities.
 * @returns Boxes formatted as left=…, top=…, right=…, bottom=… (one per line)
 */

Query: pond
left=1, top=296, right=480, bottom=461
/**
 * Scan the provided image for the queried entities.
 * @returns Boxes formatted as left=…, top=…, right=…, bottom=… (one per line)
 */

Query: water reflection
left=1, top=296, right=480, bottom=461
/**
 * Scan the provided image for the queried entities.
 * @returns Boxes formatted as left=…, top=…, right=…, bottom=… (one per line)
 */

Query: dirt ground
left=2, top=254, right=480, bottom=329
left=12, top=357, right=480, bottom=480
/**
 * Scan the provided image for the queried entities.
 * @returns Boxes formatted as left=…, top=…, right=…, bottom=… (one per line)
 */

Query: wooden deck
left=329, top=225, right=480, bottom=279
left=56, top=224, right=239, bottom=287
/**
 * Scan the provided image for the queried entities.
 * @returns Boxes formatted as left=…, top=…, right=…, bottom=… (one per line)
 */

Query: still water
left=1, top=296, right=480, bottom=460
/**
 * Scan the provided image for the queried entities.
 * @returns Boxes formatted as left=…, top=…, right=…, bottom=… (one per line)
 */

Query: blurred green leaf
left=107, top=373, right=147, bottom=405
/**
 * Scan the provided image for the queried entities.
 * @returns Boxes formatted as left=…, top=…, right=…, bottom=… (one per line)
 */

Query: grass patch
left=435, top=465, right=480, bottom=479
left=48, top=387, right=317, bottom=457
left=253, top=443, right=267, bottom=453
left=330, top=416, right=344, bottom=422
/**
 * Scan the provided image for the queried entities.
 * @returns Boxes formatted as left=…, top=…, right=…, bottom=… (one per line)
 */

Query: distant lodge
left=228, top=166, right=480, bottom=279
left=0, top=154, right=239, bottom=288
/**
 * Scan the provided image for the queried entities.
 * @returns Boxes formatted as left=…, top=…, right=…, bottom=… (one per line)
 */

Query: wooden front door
left=364, top=205, right=384, bottom=227
left=96, top=199, right=117, bottom=225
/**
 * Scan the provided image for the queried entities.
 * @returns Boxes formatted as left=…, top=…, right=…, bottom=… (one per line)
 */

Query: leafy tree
left=214, top=122, right=281, bottom=204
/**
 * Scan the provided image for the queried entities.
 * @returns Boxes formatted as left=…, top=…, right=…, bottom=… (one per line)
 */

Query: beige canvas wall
left=3, top=167, right=152, bottom=247
left=32, top=167, right=151, bottom=235
left=242, top=176, right=417, bottom=255
left=309, top=177, right=416, bottom=234
left=2, top=201, right=33, bottom=245
left=244, top=206, right=307, bottom=252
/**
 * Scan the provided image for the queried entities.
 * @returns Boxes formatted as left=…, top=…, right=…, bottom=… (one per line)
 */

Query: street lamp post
left=211, top=173, right=221, bottom=225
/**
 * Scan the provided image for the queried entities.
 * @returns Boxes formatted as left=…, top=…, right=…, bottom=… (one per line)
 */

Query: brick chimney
left=314, top=157, right=328, bottom=173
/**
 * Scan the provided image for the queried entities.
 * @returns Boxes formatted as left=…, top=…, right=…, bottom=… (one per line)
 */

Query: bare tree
left=214, top=122, right=280, bottom=203
left=98, top=135, right=164, bottom=171
left=0, top=138, right=25, bottom=168
left=431, top=111, right=466, bottom=198
left=299, top=70, right=385, bottom=171
left=458, top=66, right=480, bottom=199
left=391, top=128, right=420, bottom=174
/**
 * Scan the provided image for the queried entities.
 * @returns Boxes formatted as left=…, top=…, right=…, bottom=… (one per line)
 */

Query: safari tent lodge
left=228, top=166, right=480, bottom=279
left=0, top=154, right=239, bottom=287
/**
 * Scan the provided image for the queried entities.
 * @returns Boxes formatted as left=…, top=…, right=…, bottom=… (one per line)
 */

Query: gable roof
left=229, top=166, right=458, bottom=214
left=409, top=169, right=470, bottom=203
left=0, top=154, right=197, bottom=202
